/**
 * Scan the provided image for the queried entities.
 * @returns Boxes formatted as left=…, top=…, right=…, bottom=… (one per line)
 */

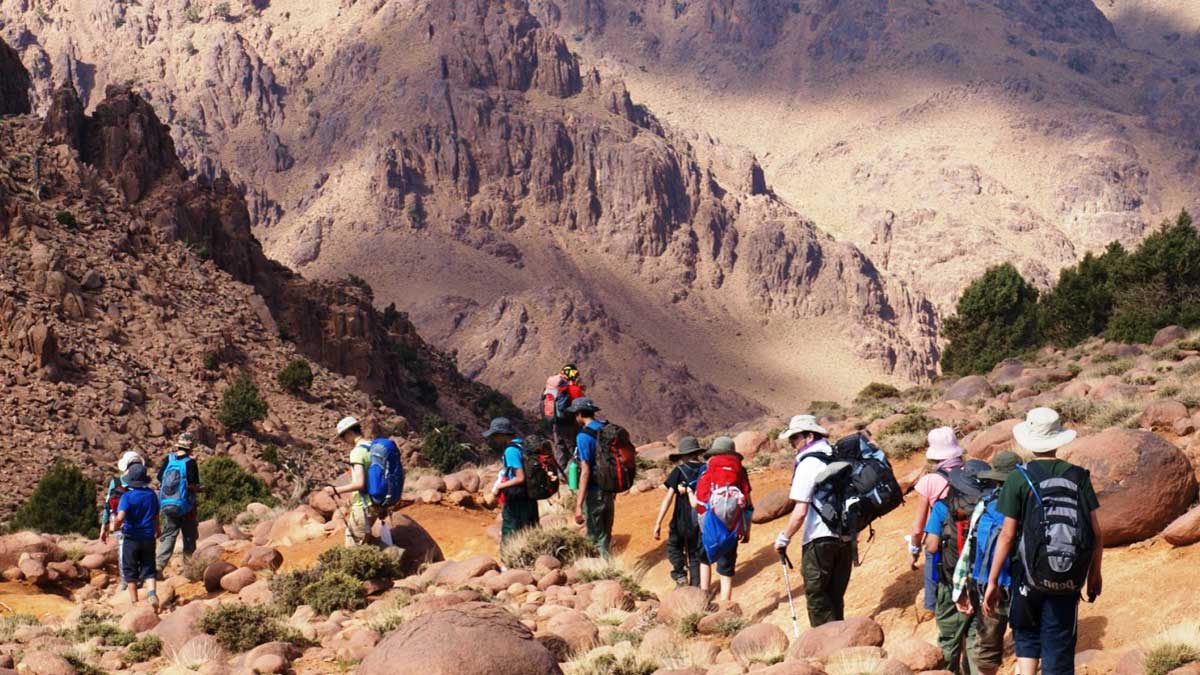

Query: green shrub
left=473, top=389, right=522, bottom=421
left=202, top=352, right=220, bottom=370
left=198, top=602, right=301, bottom=653
left=9, top=460, right=98, bottom=537
left=572, top=651, right=658, bottom=675
left=217, top=373, right=268, bottom=430
left=185, top=5, right=201, bottom=22
left=1098, top=359, right=1133, bottom=377
left=677, top=612, right=702, bottom=638
left=72, top=607, right=134, bottom=646
left=713, top=615, right=749, bottom=637
left=877, top=413, right=938, bottom=439
left=55, top=211, right=78, bottom=229
left=1039, top=245, right=1124, bottom=348
left=1144, top=643, right=1200, bottom=675
left=420, top=415, right=472, bottom=474
left=277, top=359, right=314, bottom=394
left=198, top=456, right=275, bottom=523
left=270, top=567, right=323, bottom=614
left=317, top=546, right=401, bottom=581
left=124, top=633, right=162, bottom=664
left=302, top=571, right=366, bottom=616
left=0, top=614, right=38, bottom=641
left=213, top=2, right=230, bottom=19
left=809, top=400, right=843, bottom=417
left=500, top=526, right=598, bottom=569
left=855, top=383, right=900, bottom=401
left=942, top=264, right=1041, bottom=375
left=346, top=274, right=374, bottom=300
left=1055, top=399, right=1098, bottom=425
left=260, top=444, right=281, bottom=466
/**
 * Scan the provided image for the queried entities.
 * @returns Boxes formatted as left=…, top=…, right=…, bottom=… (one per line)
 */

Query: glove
left=774, top=532, right=790, bottom=551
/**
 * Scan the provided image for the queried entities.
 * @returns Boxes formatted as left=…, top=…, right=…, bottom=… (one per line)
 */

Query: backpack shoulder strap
left=581, top=426, right=598, bottom=439
left=1016, top=464, right=1043, bottom=504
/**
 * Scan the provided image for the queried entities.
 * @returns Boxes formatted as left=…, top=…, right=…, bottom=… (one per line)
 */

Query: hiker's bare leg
left=127, top=581, right=138, bottom=605
left=1016, top=657, right=1038, bottom=675
left=699, top=565, right=712, bottom=592
left=718, top=574, right=733, bottom=603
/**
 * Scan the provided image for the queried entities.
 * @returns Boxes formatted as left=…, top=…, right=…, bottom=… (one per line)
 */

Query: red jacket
left=695, top=455, right=752, bottom=514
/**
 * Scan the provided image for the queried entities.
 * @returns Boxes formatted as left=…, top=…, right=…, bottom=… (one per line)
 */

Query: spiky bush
left=301, top=571, right=366, bottom=616
left=9, top=460, right=98, bottom=537
left=124, top=634, right=163, bottom=665
left=198, top=602, right=301, bottom=653
left=500, top=526, right=598, bottom=569
left=317, top=545, right=401, bottom=581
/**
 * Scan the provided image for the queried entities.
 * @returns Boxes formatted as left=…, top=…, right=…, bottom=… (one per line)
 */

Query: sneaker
left=148, top=591, right=159, bottom=613
left=118, top=580, right=127, bottom=591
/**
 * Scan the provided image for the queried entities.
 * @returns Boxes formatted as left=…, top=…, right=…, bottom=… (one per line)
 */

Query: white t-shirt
left=789, top=439, right=837, bottom=544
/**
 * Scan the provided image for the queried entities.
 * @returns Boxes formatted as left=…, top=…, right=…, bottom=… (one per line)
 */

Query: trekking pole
left=779, top=551, right=801, bottom=638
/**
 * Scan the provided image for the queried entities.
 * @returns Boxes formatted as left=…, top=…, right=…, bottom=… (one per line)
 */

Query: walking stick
left=779, top=550, right=801, bottom=638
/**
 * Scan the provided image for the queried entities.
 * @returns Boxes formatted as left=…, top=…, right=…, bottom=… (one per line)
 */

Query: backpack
left=159, top=454, right=193, bottom=518
left=674, top=462, right=707, bottom=531
left=936, top=472, right=986, bottom=585
left=806, top=434, right=904, bottom=537
left=542, top=375, right=567, bottom=421
left=366, top=438, right=405, bottom=508
left=106, top=477, right=127, bottom=519
left=583, top=422, right=637, bottom=493
left=1016, top=462, right=1096, bottom=595
left=518, top=436, right=558, bottom=501
left=969, top=491, right=1011, bottom=591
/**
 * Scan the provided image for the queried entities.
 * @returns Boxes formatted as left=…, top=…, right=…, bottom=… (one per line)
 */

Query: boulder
left=413, top=475, right=445, bottom=493
left=990, top=360, right=1026, bottom=386
left=734, top=431, right=772, bottom=459
left=424, top=555, right=498, bottom=586
left=1163, top=507, right=1200, bottom=546
left=545, top=609, right=599, bottom=652
left=307, top=490, right=338, bottom=518
left=119, top=605, right=160, bottom=634
left=219, top=566, right=258, bottom=593
left=203, top=561, right=237, bottom=593
left=890, top=639, right=944, bottom=672
left=152, top=601, right=208, bottom=652
left=658, top=586, right=708, bottom=623
left=1152, top=325, right=1189, bottom=347
left=537, top=570, right=566, bottom=590
left=327, top=626, right=381, bottom=661
left=0, top=532, right=62, bottom=569
left=966, top=419, right=1019, bottom=459
left=238, top=578, right=274, bottom=605
left=482, top=569, right=535, bottom=594
left=1139, top=401, right=1189, bottom=431
left=730, top=623, right=789, bottom=664
left=943, top=376, right=994, bottom=403
left=787, top=616, right=884, bottom=660
left=388, top=513, right=445, bottom=576
left=78, top=554, right=107, bottom=571
left=358, top=602, right=561, bottom=675
left=1063, top=429, right=1199, bottom=545
left=754, top=662, right=825, bottom=675
left=13, top=651, right=75, bottom=675
left=637, top=442, right=672, bottom=463
left=589, top=579, right=627, bottom=611
left=242, top=546, right=284, bottom=572
left=752, top=488, right=793, bottom=524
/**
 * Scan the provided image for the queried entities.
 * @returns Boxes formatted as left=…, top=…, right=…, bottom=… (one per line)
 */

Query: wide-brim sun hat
left=117, top=451, right=144, bottom=473
left=174, top=432, right=195, bottom=451
left=123, top=463, right=151, bottom=489
left=704, top=436, right=742, bottom=459
left=482, top=417, right=519, bottom=439
left=566, top=397, right=600, bottom=414
left=335, top=416, right=360, bottom=438
left=925, top=426, right=964, bottom=462
left=1013, top=407, right=1077, bottom=454
left=778, top=414, right=829, bottom=441
left=669, top=436, right=705, bottom=461
left=978, top=450, right=1021, bottom=483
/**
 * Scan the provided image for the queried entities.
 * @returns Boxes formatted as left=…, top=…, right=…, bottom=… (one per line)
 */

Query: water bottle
left=567, top=460, right=580, bottom=490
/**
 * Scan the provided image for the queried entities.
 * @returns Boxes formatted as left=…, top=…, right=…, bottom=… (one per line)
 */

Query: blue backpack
left=970, top=493, right=1011, bottom=590
left=366, top=438, right=405, bottom=508
left=159, top=454, right=192, bottom=518
left=701, top=507, right=742, bottom=562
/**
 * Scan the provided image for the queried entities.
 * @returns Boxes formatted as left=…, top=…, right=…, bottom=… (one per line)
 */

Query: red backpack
left=542, top=375, right=569, bottom=421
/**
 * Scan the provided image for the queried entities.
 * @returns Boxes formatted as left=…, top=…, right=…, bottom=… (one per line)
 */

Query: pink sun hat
left=925, top=426, right=964, bottom=461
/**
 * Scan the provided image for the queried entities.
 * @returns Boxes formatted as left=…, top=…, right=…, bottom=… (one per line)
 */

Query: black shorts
left=121, top=537, right=156, bottom=583
left=699, top=546, right=738, bottom=577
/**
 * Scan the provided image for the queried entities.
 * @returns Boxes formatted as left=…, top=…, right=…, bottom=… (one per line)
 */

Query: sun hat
left=704, top=436, right=741, bottom=459
left=174, top=432, right=195, bottom=451
left=117, top=451, right=144, bottom=473
left=778, top=414, right=829, bottom=441
left=335, top=416, right=360, bottom=438
left=925, top=426, right=964, bottom=462
left=1013, top=407, right=1077, bottom=454
left=482, top=417, right=519, bottom=439
left=948, top=459, right=991, bottom=501
left=123, top=463, right=151, bottom=489
left=669, top=436, right=705, bottom=461
left=978, top=450, right=1020, bottom=483
left=566, top=397, right=600, bottom=414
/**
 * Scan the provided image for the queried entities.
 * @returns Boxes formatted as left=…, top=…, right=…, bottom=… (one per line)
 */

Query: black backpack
left=675, top=462, right=707, bottom=532
left=1016, top=462, right=1096, bottom=595
left=583, top=422, right=637, bottom=493
left=519, top=435, right=558, bottom=501
left=808, top=434, right=904, bottom=537
left=937, top=472, right=986, bottom=585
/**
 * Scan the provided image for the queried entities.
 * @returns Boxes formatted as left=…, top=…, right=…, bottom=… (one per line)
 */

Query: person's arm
left=911, top=493, right=930, bottom=543
left=1087, top=509, right=1103, bottom=601
left=924, top=532, right=941, bottom=554
left=652, top=489, right=674, bottom=540
left=188, top=459, right=204, bottom=493
left=113, top=509, right=126, bottom=530
left=331, top=464, right=366, bottom=496
left=983, top=517, right=1019, bottom=615
left=494, top=467, right=526, bottom=492
left=574, top=461, right=590, bottom=524
left=779, top=501, right=809, bottom=546
left=154, top=502, right=161, bottom=538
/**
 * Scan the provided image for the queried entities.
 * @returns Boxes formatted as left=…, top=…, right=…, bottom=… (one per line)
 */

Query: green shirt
left=349, top=440, right=372, bottom=508
left=996, top=459, right=1100, bottom=522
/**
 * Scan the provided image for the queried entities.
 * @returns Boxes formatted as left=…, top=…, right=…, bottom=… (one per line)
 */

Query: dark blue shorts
left=699, top=546, right=738, bottom=577
left=121, top=537, right=156, bottom=583
left=1009, top=571, right=1080, bottom=675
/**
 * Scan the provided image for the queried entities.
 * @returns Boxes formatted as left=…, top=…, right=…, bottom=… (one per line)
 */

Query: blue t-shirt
left=118, top=488, right=159, bottom=541
left=925, top=500, right=950, bottom=538
left=503, top=439, right=524, bottom=480
left=576, top=420, right=605, bottom=491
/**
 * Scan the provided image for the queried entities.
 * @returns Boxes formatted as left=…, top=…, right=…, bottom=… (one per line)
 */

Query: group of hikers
left=96, top=360, right=1104, bottom=675
left=98, top=433, right=206, bottom=611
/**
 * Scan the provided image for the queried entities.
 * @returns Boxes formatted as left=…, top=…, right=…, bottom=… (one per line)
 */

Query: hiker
left=156, top=433, right=203, bottom=573
left=694, top=436, right=753, bottom=602
left=653, top=436, right=707, bottom=587
left=910, top=427, right=966, bottom=613
left=983, top=408, right=1104, bottom=675
left=923, top=459, right=991, bottom=674
left=543, top=363, right=586, bottom=478
left=101, top=451, right=143, bottom=591
left=774, top=414, right=854, bottom=628
left=571, top=397, right=614, bottom=555
left=326, top=416, right=396, bottom=548
left=114, top=463, right=161, bottom=611
left=951, top=451, right=1021, bottom=675
left=486, top=417, right=541, bottom=545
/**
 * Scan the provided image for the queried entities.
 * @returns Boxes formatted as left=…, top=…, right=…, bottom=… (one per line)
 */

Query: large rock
left=787, top=616, right=884, bottom=660
left=544, top=609, right=599, bottom=652
left=1063, top=429, right=1199, bottom=545
left=388, top=513, right=445, bottom=576
left=0, top=38, right=32, bottom=116
left=13, top=651, right=74, bottom=675
left=204, top=561, right=237, bottom=593
left=242, top=546, right=284, bottom=572
left=1139, top=400, right=1189, bottom=431
left=358, top=602, right=561, bottom=675
left=890, top=639, right=944, bottom=671
left=152, top=601, right=208, bottom=652
left=752, top=488, right=794, bottom=524
left=119, top=606, right=161, bottom=634
left=730, top=623, right=789, bottom=664
left=1163, top=507, right=1200, bottom=546
left=219, top=566, right=258, bottom=593
left=658, top=586, right=709, bottom=623
left=966, top=419, right=1019, bottom=460
left=423, top=555, right=499, bottom=586
left=734, top=431, right=772, bottom=459
left=1152, top=325, right=1189, bottom=347
left=943, top=376, right=994, bottom=403
left=0, top=532, right=63, bottom=569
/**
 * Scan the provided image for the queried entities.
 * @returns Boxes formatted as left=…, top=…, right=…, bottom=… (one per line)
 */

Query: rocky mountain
left=0, top=39, right=509, bottom=517
left=531, top=0, right=1200, bottom=307
left=0, top=0, right=940, bottom=437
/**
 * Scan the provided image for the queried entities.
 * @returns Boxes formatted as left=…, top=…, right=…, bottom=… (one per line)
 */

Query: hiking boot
left=148, top=591, right=160, bottom=614
left=118, top=580, right=127, bottom=591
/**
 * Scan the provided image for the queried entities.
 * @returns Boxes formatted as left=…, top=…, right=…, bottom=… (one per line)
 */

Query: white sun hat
left=1012, top=407, right=1077, bottom=454
left=778, top=414, right=829, bottom=441
left=335, top=416, right=361, bottom=438
left=117, top=451, right=144, bottom=473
